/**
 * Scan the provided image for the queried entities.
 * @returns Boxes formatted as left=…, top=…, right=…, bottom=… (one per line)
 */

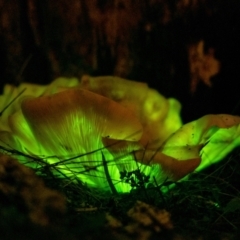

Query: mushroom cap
left=80, top=75, right=182, bottom=147
left=20, top=88, right=143, bottom=156
left=80, top=75, right=149, bottom=102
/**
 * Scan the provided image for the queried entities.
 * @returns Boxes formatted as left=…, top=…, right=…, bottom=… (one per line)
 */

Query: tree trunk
left=1, top=0, right=240, bottom=121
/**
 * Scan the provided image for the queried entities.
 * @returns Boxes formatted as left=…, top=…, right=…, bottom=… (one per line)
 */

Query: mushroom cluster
left=1, top=76, right=240, bottom=193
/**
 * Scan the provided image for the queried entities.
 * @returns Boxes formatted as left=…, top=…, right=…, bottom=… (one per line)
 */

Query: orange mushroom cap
left=20, top=88, right=143, bottom=156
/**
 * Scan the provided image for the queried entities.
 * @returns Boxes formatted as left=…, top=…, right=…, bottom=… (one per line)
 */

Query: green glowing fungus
left=161, top=114, right=240, bottom=171
left=1, top=76, right=240, bottom=193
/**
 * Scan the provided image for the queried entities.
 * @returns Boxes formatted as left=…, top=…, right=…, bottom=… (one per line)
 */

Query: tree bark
left=1, top=0, right=240, bottom=121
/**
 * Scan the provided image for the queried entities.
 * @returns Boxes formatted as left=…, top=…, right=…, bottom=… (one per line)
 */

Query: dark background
left=1, top=0, right=240, bottom=122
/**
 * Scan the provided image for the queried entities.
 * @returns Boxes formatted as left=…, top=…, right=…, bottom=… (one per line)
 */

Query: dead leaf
left=188, top=40, right=220, bottom=93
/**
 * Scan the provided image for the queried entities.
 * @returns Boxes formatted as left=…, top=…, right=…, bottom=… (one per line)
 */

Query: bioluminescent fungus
left=161, top=114, right=240, bottom=171
left=1, top=76, right=240, bottom=193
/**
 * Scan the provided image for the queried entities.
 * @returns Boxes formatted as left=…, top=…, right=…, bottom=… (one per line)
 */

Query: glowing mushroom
left=1, top=77, right=183, bottom=192
left=6, top=88, right=143, bottom=192
left=21, top=88, right=143, bottom=144
left=2, top=76, right=240, bottom=194
left=161, top=114, right=240, bottom=171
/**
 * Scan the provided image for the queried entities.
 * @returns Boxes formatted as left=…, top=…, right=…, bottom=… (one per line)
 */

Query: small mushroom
left=161, top=114, right=240, bottom=171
